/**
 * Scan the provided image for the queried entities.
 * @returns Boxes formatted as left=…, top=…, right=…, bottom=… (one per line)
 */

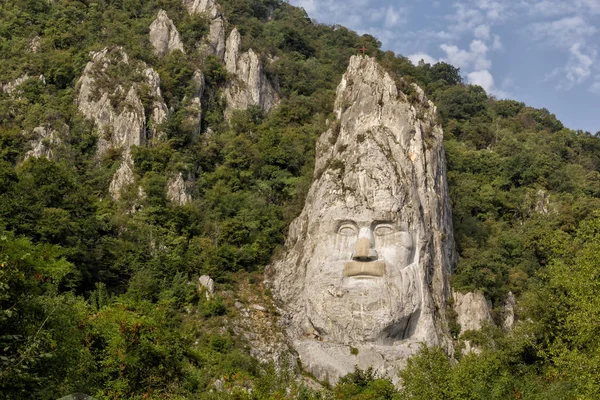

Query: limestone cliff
left=268, top=55, right=457, bottom=384
left=224, top=28, right=279, bottom=119
left=77, top=47, right=168, bottom=200
left=184, top=0, right=225, bottom=59
left=453, top=291, right=493, bottom=335
left=167, top=172, right=192, bottom=205
left=149, top=10, right=184, bottom=57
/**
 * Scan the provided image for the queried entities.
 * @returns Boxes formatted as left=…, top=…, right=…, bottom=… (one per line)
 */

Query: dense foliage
left=1, top=0, right=600, bottom=398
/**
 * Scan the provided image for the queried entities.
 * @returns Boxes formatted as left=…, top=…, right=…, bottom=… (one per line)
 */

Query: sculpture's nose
left=352, top=227, right=378, bottom=261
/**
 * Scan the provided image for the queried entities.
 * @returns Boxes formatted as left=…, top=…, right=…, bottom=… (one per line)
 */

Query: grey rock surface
left=29, top=36, right=41, bottom=53
left=183, top=0, right=219, bottom=18
left=167, top=172, right=191, bottom=205
left=453, top=291, right=493, bottom=334
left=267, top=55, right=456, bottom=384
left=182, top=70, right=205, bottom=138
left=199, top=275, right=215, bottom=296
left=109, top=153, right=135, bottom=201
left=224, top=28, right=279, bottom=119
left=24, top=124, right=66, bottom=160
left=1, top=74, right=45, bottom=94
left=76, top=47, right=168, bottom=200
left=184, top=0, right=225, bottom=59
left=203, top=16, right=226, bottom=59
left=503, top=291, right=516, bottom=330
left=149, top=10, right=184, bottom=57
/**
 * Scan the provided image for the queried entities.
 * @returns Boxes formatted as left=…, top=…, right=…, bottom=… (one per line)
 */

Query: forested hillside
left=2, top=0, right=600, bottom=399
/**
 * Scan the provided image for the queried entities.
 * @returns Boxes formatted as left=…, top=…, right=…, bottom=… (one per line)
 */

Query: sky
left=288, top=0, right=600, bottom=133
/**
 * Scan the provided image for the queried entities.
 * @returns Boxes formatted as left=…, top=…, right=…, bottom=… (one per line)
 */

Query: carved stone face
left=303, top=204, right=423, bottom=344
left=269, top=56, right=455, bottom=384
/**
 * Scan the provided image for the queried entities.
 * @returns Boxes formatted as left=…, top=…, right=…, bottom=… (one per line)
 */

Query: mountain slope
left=1, top=0, right=600, bottom=398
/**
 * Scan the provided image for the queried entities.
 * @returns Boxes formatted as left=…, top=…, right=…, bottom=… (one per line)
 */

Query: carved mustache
left=343, top=261, right=386, bottom=277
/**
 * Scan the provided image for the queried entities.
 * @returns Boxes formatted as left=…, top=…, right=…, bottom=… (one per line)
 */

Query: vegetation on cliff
left=1, top=0, right=600, bottom=398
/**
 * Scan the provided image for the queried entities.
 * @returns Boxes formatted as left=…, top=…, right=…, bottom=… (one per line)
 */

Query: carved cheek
left=375, top=232, right=414, bottom=268
left=337, top=235, right=357, bottom=261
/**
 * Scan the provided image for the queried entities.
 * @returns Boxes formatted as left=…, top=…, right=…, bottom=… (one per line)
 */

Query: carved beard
left=304, top=261, right=422, bottom=344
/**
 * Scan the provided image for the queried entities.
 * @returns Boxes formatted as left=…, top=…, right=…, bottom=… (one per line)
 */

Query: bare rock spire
left=223, top=28, right=279, bottom=119
left=149, top=10, right=185, bottom=57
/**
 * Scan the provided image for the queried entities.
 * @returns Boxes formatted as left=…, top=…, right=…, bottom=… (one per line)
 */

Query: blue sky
left=288, top=0, right=600, bottom=133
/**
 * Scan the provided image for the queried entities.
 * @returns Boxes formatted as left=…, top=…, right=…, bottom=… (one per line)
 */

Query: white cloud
left=467, top=69, right=511, bottom=98
left=475, top=0, right=507, bottom=21
left=384, top=6, right=402, bottom=28
left=492, top=35, right=503, bottom=50
left=440, top=40, right=491, bottom=71
left=408, top=53, right=438, bottom=65
left=544, top=43, right=598, bottom=90
left=590, top=81, right=600, bottom=94
left=295, top=0, right=317, bottom=13
left=468, top=70, right=494, bottom=91
left=522, top=0, right=600, bottom=17
left=565, top=43, right=595, bottom=84
left=474, top=24, right=491, bottom=40
left=530, top=16, right=597, bottom=48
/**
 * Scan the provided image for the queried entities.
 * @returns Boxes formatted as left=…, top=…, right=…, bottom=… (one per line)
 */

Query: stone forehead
left=317, top=152, right=411, bottom=211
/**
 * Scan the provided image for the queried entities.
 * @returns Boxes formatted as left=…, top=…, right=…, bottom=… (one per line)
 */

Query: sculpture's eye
left=338, top=224, right=357, bottom=236
left=374, top=224, right=395, bottom=236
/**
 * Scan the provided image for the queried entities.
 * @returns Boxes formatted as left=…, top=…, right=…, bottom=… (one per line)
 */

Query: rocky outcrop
left=503, top=291, right=516, bottom=330
left=24, top=124, right=66, bottom=160
left=224, top=28, right=279, bottom=119
left=181, top=70, right=205, bottom=138
left=109, top=153, right=135, bottom=201
left=267, top=55, right=456, bottom=384
left=183, top=0, right=219, bottom=17
left=198, top=275, right=215, bottom=298
left=142, top=67, right=169, bottom=142
left=184, top=0, right=226, bottom=59
left=203, top=16, right=226, bottom=59
left=1, top=74, right=45, bottom=94
left=149, top=10, right=184, bottom=57
left=77, top=47, right=168, bottom=199
left=167, top=172, right=191, bottom=205
left=29, top=36, right=41, bottom=53
left=453, top=291, right=493, bottom=335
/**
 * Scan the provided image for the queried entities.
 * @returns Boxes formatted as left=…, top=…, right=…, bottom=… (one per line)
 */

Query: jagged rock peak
left=77, top=47, right=168, bottom=199
left=184, top=0, right=225, bottom=58
left=224, top=27, right=242, bottom=72
left=183, top=0, right=219, bottom=18
left=149, top=9, right=184, bottom=57
left=200, top=16, right=226, bottom=59
left=224, top=28, right=279, bottom=119
left=167, top=172, right=191, bottom=205
left=77, top=47, right=167, bottom=156
left=268, top=55, right=456, bottom=384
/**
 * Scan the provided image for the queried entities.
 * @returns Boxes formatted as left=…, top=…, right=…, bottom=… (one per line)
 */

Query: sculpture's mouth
left=343, top=261, right=385, bottom=278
